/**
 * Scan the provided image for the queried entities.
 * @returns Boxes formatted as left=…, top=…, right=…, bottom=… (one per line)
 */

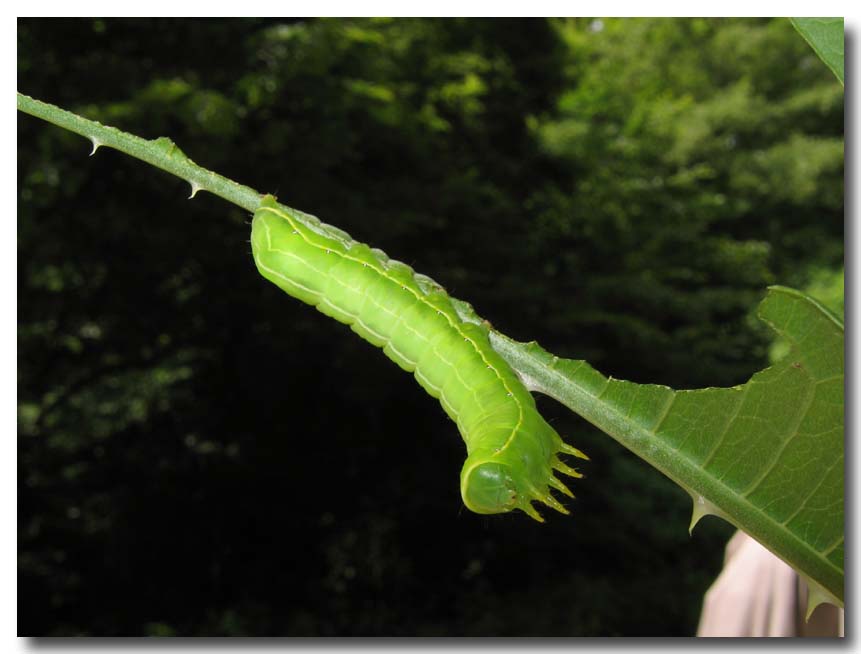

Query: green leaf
left=483, top=286, right=844, bottom=605
left=791, top=18, right=844, bottom=84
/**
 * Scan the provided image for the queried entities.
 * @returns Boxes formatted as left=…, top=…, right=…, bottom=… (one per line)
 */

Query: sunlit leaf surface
left=486, top=287, right=844, bottom=603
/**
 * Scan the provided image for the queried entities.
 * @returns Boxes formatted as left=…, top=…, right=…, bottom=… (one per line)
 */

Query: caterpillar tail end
left=460, top=460, right=566, bottom=522
left=560, top=442, right=590, bottom=460
left=518, top=488, right=571, bottom=522
left=548, top=475, right=574, bottom=498
left=553, top=458, right=584, bottom=479
left=460, top=438, right=587, bottom=522
left=518, top=437, right=588, bottom=521
left=521, top=502, right=545, bottom=523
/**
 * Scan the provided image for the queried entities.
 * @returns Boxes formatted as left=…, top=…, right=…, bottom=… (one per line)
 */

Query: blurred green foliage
left=18, top=18, right=842, bottom=636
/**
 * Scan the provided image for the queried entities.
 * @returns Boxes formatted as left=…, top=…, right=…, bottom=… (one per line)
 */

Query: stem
left=17, top=92, right=262, bottom=212
left=19, top=93, right=842, bottom=602
left=16, top=91, right=535, bottom=381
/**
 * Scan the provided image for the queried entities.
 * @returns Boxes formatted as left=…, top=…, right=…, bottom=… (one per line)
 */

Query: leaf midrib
left=492, top=333, right=842, bottom=599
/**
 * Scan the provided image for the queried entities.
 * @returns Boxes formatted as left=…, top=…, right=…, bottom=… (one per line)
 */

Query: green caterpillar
left=250, top=195, right=587, bottom=521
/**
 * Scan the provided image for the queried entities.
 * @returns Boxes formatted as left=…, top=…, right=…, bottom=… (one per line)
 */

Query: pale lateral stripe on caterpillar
left=251, top=195, right=587, bottom=521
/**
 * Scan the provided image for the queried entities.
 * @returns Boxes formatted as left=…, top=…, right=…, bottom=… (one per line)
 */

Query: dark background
left=17, top=18, right=843, bottom=636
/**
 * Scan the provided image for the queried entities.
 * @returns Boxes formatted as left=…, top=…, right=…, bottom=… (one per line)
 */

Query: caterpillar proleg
left=250, top=195, right=587, bottom=521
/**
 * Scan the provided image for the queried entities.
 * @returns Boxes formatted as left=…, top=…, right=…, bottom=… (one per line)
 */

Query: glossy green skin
left=251, top=195, right=585, bottom=520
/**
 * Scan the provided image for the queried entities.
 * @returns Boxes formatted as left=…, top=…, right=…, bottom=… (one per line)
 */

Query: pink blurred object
left=697, top=530, right=843, bottom=637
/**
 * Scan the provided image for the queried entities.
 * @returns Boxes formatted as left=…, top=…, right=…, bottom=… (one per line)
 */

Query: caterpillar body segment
left=250, top=195, right=585, bottom=520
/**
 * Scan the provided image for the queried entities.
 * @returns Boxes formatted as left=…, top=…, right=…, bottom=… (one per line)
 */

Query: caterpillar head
left=460, top=460, right=519, bottom=515
left=459, top=438, right=586, bottom=521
